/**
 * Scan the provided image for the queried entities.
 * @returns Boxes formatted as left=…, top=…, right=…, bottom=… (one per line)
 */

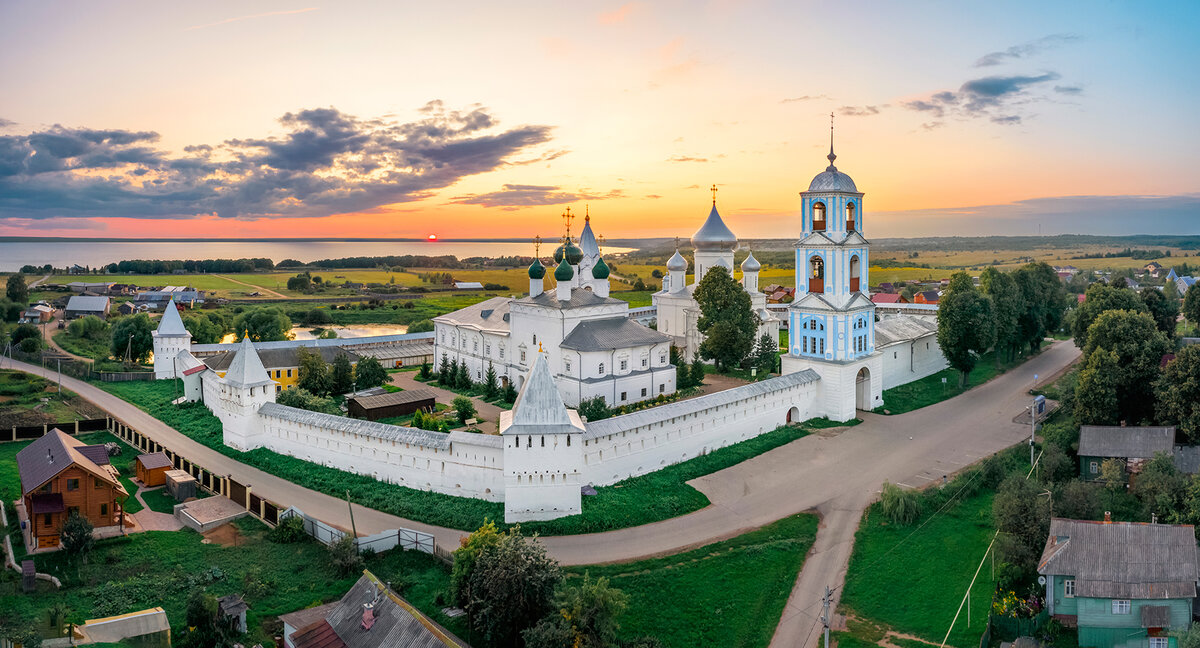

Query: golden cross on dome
left=674, top=236, right=681, bottom=249
left=563, top=206, right=575, bottom=239
left=598, top=234, right=605, bottom=254
left=585, top=204, right=590, bottom=223
left=533, top=234, right=542, bottom=258
left=710, top=184, right=718, bottom=205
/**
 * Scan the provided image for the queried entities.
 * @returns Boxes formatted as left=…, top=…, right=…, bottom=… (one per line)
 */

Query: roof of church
left=691, top=204, right=737, bottom=251
left=432, top=296, right=511, bottom=332
left=591, top=257, right=610, bottom=279
left=741, top=251, right=761, bottom=272
left=528, top=259, right=546, bottom=280
left=666, top=249, right=688, bottom=271
left=807, top=135, right=859, bottom=193
left=507, top=354, right=580, bottom=434
left=874, top=315, right=938, bottom=346
left=156, top=298, right=188, bottom=336
left=578, top=216, right=600, bottom=258
left=560, top=318, right=672, bottom=352
left=554, top=258, right=574, bottom=281
left=518, top=289, right=625, bottom=310
left=222, top=336, right=276, bottom=387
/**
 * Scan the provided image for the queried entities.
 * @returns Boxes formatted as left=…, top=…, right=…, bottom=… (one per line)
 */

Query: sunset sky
left=1, top=1, right=1198, bottom=240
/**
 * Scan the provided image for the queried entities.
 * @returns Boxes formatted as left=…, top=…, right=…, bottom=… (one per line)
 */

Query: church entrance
left=855, top=367, right=872, bottom=411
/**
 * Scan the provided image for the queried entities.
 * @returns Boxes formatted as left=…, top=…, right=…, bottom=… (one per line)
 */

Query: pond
left=288, top=324, right=410, bottom=340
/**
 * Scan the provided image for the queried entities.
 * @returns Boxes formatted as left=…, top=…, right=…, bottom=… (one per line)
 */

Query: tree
left=980, top=267, right=1022, bottom=362
left=1100, top=458, right=1127, bottom=509
left=232, top=306, right=293, bottom=342
left=1055, top=480, right=1101, bottom=520
left=67, top=315, right=109, bottom=341
left=176, top=589, right=221, bottom=648
left=183, top=314, right=224, bottom=344
left=993, top=474, right=1051, bottom=575
left=61, top=511, right=94, bottom=561
left=296, top=347, right=331, bottom=396
left=276, top=387, right=339, bottom=414
left=1075, top=349, right=1123, bottom=426
left=453, top=395, right=477, bottom=424
left=483, top=362, right=499, bottom=399
left=879, top=482, right=922, bottom=525
left=1013, top=262, right=1067, bottom=352
left=408, top=319, right=435, bottom=333
left=109, top=313, right=155, bottom=363
left=502, top=380, right=518, bottom=403
left=1140, top=286, right=1179, bottom=339
left=0, top=298, right=23, bottom=322
left=1078, top=309, right=1169, bottom=425
left=6, top=273, right=28, bottom=305
left=329, top=353, right=355, bottom=395
left=936, top=272, right=996, bottom=386
left=1184, top=284, right=1200, bottom=330
left=418, top=361, right=432, bottom=380
left=577, top=396, right=612, bottom=422
left=456, top=361, right=472, bottom=390
left=1039, top=444, right=1075, bottom=485
left=1071, top=283, right=1145, bottom=348
left=328, top=536, right=362, bottom=576
left=286, top=273, right=312, bottom=292
left=1157, top=346, right=1200, bottom=442
left=693, top=266, right=756, bottom=371
left=437, top=354, right=451, bottom=385
left=1133, top=452, right=1188, bottom=523
left=354, top=355, right=388, bottom=390
left=524, top=573, right=629, bottom=648
left=451, top=521, right=502, bottom=608
left=751, top=333, right=779, bottom=375
left=689, top=352, right=706, bottom=387
left=302, top=308, right=332, bottom=325
left=466, top=527, right=562, bottom=647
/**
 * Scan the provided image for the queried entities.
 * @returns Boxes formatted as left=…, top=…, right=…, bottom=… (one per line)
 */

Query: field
left=0, top=371, right=106, bottom=427
left=93, top=378, right=842, bottom=535
left=571, top=513, right=819, bottom=648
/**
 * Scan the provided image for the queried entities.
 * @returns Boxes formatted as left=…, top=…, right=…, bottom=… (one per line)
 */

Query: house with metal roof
left=64, top=295, right=111, bottom=319
left=1039, top=517, right=1199, bottom=648
left=873, top=314, right=948, bottom=389
left=1077, top=426, right=1176, bottom=482
left=16, top=429, right=127, bottom=551
left=203, top=344, right=360, bottom=394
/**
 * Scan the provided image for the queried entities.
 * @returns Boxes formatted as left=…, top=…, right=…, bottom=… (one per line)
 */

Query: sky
left=1, top=0, right=1198, bottom=241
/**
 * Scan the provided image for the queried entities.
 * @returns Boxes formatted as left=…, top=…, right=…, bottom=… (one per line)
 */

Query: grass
left=571, top=513, right=819, bottom=648
left=93, top=379, right=848, bottom=535
left=52, top=330, right=111, bottom=360
left=880, top=349, right=1038, bottom=415
left=138, top=486, right=210, bottom=514
left=0, top=371, right=105, bottom=427
left=611, top=290, right=655, bottom=307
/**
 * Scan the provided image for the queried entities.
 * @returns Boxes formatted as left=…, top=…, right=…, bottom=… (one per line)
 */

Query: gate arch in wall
left=786, top=406, right=801, bottom=423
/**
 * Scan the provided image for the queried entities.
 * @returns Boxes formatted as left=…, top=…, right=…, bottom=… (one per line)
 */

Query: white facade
left=152, top=299, right=192, bottom=379
left=875, top=315, right=948, bottom=390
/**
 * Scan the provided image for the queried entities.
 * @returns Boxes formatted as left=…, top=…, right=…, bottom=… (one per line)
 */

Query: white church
left=149, top=129, right=947, bottom=523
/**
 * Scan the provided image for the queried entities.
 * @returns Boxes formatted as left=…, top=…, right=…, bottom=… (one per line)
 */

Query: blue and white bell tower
left=781, top=121, right=883, bottom=421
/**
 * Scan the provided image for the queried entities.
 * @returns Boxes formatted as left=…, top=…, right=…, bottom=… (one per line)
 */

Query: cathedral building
left=433, top=210, right=677, bottom=408
left=652, top=189, right=780, bottom=358
left=779, top=129, right=884, bottom=420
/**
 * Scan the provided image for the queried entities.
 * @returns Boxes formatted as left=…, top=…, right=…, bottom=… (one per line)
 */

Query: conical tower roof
left=578, top=215, right=600, bottom=259
left=509, top=353, right=572, bottom=428
left=223, top=335, right=274, bottom=387
left=156, top=298, right=188, bottom=336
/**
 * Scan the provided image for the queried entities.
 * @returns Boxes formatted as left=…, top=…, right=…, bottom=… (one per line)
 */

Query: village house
left=346, top=389, right=437, bottom=421
left=17, top=430, right=127, bottom=550
left=870, top=292, right=908, bottom=305
left=202, top=345, right=361, bottom=394
left=913, top=290, right=940, bottom=304
left=1038, top=517, right=1198, bottom=648
left=19, top=303, right=54, bottom=324
left=1076, top=426, right=1181, bottom=483
left=135, top=452, right=173, bottom=486
left=64, top=295, right=111, bottom=320
left=1144, top=261, right=1164, bottom=277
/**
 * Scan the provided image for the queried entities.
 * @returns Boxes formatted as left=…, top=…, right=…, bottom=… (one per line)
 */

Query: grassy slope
left=573, top=513, right=819, bottom=648
left=881, top=349, right=1038, bottom=415
left=52, top=331, right=110, bottom=360
left=94, top=379, right=838, bottom=535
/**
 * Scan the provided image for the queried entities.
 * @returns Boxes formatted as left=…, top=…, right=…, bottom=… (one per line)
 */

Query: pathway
left=37, top=315, right=92, bottom=363
left=212, top=274, right=287, bottom=299
left=388, top=370, right=506, bottom=425
left=28, top=274, right=53, bottom=288
left=131, top=486, right=184, bottom=532
left=0, top=341, right=1081, bottom=646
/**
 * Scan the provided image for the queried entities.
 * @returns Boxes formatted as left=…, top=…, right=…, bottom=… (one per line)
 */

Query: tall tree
left=110, top=313, right=155, bottom=363
left=296, top=347, right=331, bottom=396
left=936, top=272, right=996, bottom=386
left=183, top=314, right=224, bottom=344
left=483, top=362, right=499, bottom=399
left=6, top=273, right=28, bottom=305
left=1140, top=286, right=1179, bottom=339
left=980, top=267, right=1022, bottom=362
left=466, top=527, right=562, bottom=648
left=1184, top=284, right=1200, bottom=331
left=1075, top=349, right=1123, bottom=426
left=1156, top=346, right=1200, bottom=442
left=1013, top=261, right=1067, bottom=352
left=524, top=573, right=629, bottom=648
left=1133, top=452, right=1188, bottom=523
left=693, top=266, right=756, bottom=371
left=353, top=355, right=388, bottom=390
left=1078, top=309, right=1169, bottom=425
left=1071, top=283, right=1145, bottom=348
left=61, top=511, right=94, bottom=561
left=451, top=521, right=502, bottom=608
left=993, top=474, right=1051, bottom=575
left=232, top=306, right=294, bottom=342
left=329, top=352, right=355, bottom=395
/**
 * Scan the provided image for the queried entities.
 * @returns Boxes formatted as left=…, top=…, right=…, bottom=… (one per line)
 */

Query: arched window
left=849, top=255, right=861, bottom=292
left=847, top=202, right=856, bottom=232
left=812, top=202, right=826, bottom=231
left=809, top=256, right=824, bottom=293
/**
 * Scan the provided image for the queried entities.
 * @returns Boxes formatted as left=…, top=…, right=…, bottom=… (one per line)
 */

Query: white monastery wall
left=879, top=334, right=948, bottom=390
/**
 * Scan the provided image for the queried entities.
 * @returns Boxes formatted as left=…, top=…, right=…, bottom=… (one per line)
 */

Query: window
left=287, top=369, right=293, bottom=378
left=894, top=352, right=898, bottom=359
left=41, top=483, right=51, bottom=493
left=533, top=334, right=537, bottom=345
left=847, top=202, right=856, bottom=230
left=641, top=388, right=647, bottom=397
left=499, top=347, right=505, bottom=359
left=620, top=391, right=627, bottom=401
left=812, top=202, right=826, bottom=230
left=1151, top=638, right=1168, bottom=648
left=1112, top=600, right=1131, bottom=615
left=1064, top=579, right=1075, bottom=598
left=486, top=343, right=491, bottom=355
left=1090, top=461, right=1099, bottom=474
left=565, top=360, right=572, bottom=372
left=67, top=478, right=79, bottom=491
left=599, top=363, right=605, bottom=375
left=620, top=360, right=628, bottom=371
left=276, top=385, right=282, bottom=393
left=43, top=513, right=52, bottom=526
left=641, top=358, right=648, bottom=368
left=100, top=503, right=108, bottom=516
left=520, top=350, right=527, bottom=363
left=94, top=477, right=104, bottom=489
left=660, top=352, right=667, bottom=363
left=473, top=340, right=478, bottom=352
left=659, top=384, right=665, bottom=393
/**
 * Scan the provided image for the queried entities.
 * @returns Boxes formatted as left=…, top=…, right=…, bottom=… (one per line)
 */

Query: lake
left=0, top=240, right=635, bottom=272
left=217, top=324, right=413, bottom=343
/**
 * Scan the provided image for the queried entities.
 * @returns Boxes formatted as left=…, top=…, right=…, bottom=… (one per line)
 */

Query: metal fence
left=277, top=506, right=437, bottom=556
left=988, top=610, right=1048, bottom=642
left=97, top=371, right=154, bottom=382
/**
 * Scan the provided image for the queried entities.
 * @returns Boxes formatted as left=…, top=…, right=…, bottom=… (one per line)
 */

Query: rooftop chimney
left=361, top=603, right=376, bottom=630
left=1104, top=511, right=1112, bottom=524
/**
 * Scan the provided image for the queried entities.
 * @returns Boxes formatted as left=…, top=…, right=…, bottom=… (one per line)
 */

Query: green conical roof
left=554, top=258, right=574, bottom=281
left=528, top=259, right=546, bottom=279
left=591, top=257, right=610, bottom=279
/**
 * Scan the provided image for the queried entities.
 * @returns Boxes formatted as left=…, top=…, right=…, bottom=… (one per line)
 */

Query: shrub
left=879, top=482, right=922, bottom=525
left=453, top=396, right=476, bottom=424
left=268, top=515, right=308, bottom=543
left=328, top=536, right=362, bottom=576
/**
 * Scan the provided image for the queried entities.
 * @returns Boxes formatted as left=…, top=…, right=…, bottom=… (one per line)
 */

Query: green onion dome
left=554, top=258, right=575, bottom=281
left=528, top=259, right=546, bottom=279
left=591, top=257, right=610, bottom=279
left=554, top=240, right=584, bottom=265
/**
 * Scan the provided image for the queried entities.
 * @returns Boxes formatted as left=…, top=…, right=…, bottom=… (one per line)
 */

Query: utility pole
left=821, top=585, right=832, bottom=648
left=346, top=489, right=358, bottom=541
left=1030, top=398, right=1037, bottom=466
left=56, top=357, right=62, bottom=394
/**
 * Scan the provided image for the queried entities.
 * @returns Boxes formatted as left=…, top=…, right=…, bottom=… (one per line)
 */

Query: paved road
left=1, top=341, right=1080, bottom=646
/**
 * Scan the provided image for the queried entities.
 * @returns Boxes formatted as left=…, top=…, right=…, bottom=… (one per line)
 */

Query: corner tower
left=781, top=121, right=882, bottom=420
left=152, top=298, right=192, bottom=379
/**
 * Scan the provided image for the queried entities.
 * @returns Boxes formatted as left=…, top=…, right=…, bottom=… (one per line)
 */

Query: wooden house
left=1039, top=517, right=1198, bottom=648
left=347, top=390, right=437, bottom=421
left=135, top=452, right=173, bottom=487
left=1077, top=426, right=1175, bottom=483
left=17, top=430, right=127, bottom=550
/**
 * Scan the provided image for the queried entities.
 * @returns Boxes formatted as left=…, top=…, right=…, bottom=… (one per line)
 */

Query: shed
left=164, top=469, right=198, bottom=501
left=347, top=390, right=437, bottom=421
left=218, top=594, right=249, bottom=634
left=135, top=452, right=173, bottom=486
left=64, top=295, right=111, bottom=319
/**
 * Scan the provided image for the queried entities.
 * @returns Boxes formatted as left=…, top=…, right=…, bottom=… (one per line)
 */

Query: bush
left=453, top=396, right=476, bottom=424
left=407, top=319, right=435, bottom=333
left=578, top=396, right=613, bottom=422
left=328, top=536, right=362, bottom=576
left=880, top=482, right=922, bottom=525
left=268, top=515, right=308, bottom=544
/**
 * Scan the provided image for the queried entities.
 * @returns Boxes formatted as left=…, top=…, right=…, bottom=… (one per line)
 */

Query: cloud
left=0, top=104, right=554, bottom=221
left=185, top=7, right=318, bottom=31
left=644, top=194, right=662, bottom=199
left=838, top=105, right=885, bottom=117
left=902, top=73, right=1061, bottom=123
left=667, top=155, right=709, bottom=163
left=450, top=184, right=623, bottom=210
left=781, top=95, right=830, bottom=103
left=990, top=115, right=1022, bottom=125
left=598, top=2, right=637, bottom=25
left=974, top=34, right=1079, bottom=67
left=1054, top=85, right=1083, bottom=95
left=0, top=118, right=14, bottom=129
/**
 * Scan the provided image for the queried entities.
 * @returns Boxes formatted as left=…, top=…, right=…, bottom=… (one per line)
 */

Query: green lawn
left=52, top=331, right=111, bottom=360
left=611, top=290, right=655, bottom=307
left=840, top=485, right=1000, bottom=648
left=880, top=349, right=1040, bottom=414
left=571, top=513, right=819, bottom=648
left=138, top=486, right=210, bottom=514
left=93, top=379, right=844, bottom=535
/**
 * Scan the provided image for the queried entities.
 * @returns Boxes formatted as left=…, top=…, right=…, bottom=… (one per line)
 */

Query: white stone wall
left=581, top=373, right=820, bottom=485
left=782, top=352, right=882, bottom=422
left=879, top=334, right=948, bottom=390
left=152, top=333, right=191, bottom=379
left=199, top=371, right=274, bottom=451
